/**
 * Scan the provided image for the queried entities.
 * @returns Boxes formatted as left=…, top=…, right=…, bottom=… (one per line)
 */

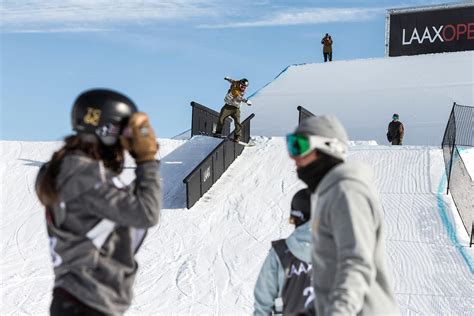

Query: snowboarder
left=321, top=33, right=333, bottom=62
left=287, top=115, right=399, bottom=315
left=214, top=77, right=252, bottom=142
left=253, top=189, right=314, bottom=315
left=35, top=89, right=161, bottom=315
left=387, top=113, right=404, bottom=145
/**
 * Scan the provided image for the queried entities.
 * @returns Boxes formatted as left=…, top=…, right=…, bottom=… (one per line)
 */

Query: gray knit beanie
left=294, top=115, right=349, bottom=161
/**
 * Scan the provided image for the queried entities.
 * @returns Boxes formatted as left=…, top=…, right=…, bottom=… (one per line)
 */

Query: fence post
left=446, top=104, right=457, bottom=194
left=191, top=102, right=195, bottom=137
left=471, top=224, right=473, bottom=247
left=441, top=102, right=455, bottom=150
left=446, top=106, right=457, bottom=194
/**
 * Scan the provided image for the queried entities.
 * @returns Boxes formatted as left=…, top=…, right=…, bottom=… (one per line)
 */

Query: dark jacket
left=387, top=120, right=404, bottom=142
left=37, top=151, right=161, bottom=315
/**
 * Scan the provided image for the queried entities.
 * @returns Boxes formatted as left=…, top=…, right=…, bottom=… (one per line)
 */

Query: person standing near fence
left=386, top=113, right=404, bottom=145
left=321, top=33, right=333, bottom=62
left=35, top=89, right=161, bottom=315
left=286, top=115, right=399, bottom=315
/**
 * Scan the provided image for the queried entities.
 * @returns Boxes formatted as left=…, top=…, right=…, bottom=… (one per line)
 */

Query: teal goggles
left=287, top=133, right=345, bottom=158
left=286, top=134, right=313, bottom=157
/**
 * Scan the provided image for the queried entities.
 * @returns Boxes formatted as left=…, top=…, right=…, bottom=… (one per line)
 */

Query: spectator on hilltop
left=321, top=33, right=333, bottom=62
left=387, top=113, right=404, bottom=145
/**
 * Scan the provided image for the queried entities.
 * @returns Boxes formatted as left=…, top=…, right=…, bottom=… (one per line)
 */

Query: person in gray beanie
left=287, top=115, right=399, bottom=316
left=253, top=189, right=314, bottom=315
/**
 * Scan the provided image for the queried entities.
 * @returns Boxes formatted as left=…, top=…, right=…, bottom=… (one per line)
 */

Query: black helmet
left=71, top=89, right=138, bottom=145
left=239, top=78, right=249, bottom=87
left=290, top=189, right=311, bottom=227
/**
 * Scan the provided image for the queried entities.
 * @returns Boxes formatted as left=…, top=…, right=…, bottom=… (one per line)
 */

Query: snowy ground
left=1, top=137, right=473, bottom=315
left=459, top=147, right=474, bottom=177
left=2, top=51, right=473, bottom=315
left=241, top=51, right=474, bottom=146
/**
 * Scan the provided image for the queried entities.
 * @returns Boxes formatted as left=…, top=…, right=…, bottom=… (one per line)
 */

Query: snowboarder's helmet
left=392, top=113, right=399, bottom=120
left=240, top=78, right=249, bottom=87
left=71, top=89, right=138, bottom=145
left=290, top=189, right=311, bottom=227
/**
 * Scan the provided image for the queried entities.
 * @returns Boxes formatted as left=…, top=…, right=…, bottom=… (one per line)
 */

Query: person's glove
left=246, top=100, right=252, bottom=106
left=121, top=112, right=158, bottom=164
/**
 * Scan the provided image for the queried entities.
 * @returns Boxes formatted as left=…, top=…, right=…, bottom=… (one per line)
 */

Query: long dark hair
left=36, top=134, right=124, bottom=206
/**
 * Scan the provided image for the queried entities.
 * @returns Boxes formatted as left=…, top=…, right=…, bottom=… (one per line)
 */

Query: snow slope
left=1, top=137, right=473, bottom=315
left=460, top=147, right=474, bottom=177
left=242, top=51, right=474, bottom=146
left=2, top=52, right=474, bottom=315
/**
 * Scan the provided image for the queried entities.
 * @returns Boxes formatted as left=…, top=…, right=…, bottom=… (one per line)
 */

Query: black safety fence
left=297, top=105, right=316, bottom=124
left=183, top=113, right=255, bottom=209
left=190, top=101, right=231, bottom=137
left=441, top=102, right=474, bottom=246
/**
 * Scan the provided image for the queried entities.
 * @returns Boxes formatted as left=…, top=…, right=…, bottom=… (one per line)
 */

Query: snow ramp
left=242, top=51, right=474, bottom=146
left=1, top=139, right=473, bottom=314
left=159, top=135, right=222, bottom=209
left=129, top=138, right=474, bottom=314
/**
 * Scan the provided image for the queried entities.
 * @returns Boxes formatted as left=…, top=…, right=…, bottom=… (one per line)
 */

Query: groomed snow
left=459, top=147, right=474, bottom=178
left=2, top=52, right=474, bottom=315
left=1, top=136, right=473, bottom=315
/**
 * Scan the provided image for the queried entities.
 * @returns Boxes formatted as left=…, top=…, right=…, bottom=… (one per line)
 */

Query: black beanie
left=290, top=189, right=311, bottom=226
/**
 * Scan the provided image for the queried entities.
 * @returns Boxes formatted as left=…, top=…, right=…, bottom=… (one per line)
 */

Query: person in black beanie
left=253, top=189, right=314, bottom=315
left=286, top=115, right=399, bottom=316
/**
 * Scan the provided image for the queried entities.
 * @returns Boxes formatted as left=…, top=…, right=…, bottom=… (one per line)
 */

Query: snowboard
left=212, top=134, right=255, bottom=147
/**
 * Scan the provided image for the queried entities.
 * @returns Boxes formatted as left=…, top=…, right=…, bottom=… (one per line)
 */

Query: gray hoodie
left=253, top=221, right=312, bottom=315
left=311, top=161, right=399, bottom=316
left=38, top=151, right=161, bottom=315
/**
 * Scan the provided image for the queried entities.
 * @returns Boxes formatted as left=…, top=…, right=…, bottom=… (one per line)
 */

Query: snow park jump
left=1, top=2, right=474, bottom=315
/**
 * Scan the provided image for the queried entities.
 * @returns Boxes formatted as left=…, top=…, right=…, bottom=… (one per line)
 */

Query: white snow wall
left=242, top=51, right=474, bottom=146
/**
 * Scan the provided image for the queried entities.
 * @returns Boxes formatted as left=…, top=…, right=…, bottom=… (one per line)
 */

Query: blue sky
left=0, top=0, right=461, bottom=140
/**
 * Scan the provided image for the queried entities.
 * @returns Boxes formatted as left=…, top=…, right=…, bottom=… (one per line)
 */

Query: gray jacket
left=253, top=222, right=312, bottom=315
left=311, top=161, right=399, bottom=316
left=37, top=151, right=161, bottom=315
